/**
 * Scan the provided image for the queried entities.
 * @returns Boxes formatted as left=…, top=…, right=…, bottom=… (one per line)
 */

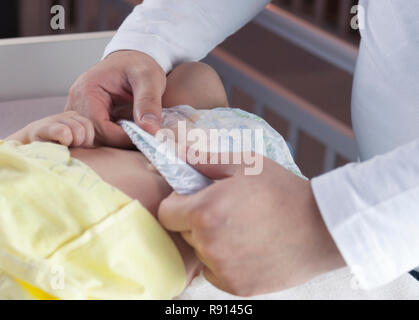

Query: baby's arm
left=6, top=111, right=95, bottom=147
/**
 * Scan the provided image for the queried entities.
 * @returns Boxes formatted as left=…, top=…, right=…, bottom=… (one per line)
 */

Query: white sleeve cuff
left=103, top=32, right=174, bottom=74
left=312, top=140, right=419, bottom=290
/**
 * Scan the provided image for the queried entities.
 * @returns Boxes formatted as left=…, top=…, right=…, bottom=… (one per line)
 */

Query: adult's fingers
left=202, top=267, right=231, bottom=294
left=66, top=87, right=132, bottom=148
left=158, top=192, right=196, bottom=232
left=180, top=145, right=254, bottom=179
left=182, top=234, right=224, bottom=288
left=180, top=231, right=194, bottom=248
left=95, top=120, right=133, bottom=148
left=129, top=70, right=166, bottom=135
left=83, top=96, right=132, bottom=148
left=190, top=155, right=243, bottom=179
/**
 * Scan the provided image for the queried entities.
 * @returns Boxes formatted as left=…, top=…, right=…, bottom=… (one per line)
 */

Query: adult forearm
left=103, top=0, right=270, bottom=73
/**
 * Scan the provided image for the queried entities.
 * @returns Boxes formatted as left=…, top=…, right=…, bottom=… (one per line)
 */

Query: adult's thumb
left=131, top=74, right=165, bottom=135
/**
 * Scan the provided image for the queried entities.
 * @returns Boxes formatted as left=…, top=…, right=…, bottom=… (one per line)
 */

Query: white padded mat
left=179, top=268, right=419, bottom=300
left=0, top=96, right=67, bottom=139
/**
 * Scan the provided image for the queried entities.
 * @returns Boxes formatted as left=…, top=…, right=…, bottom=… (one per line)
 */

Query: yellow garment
left=0, top=140, right=186, bottom=300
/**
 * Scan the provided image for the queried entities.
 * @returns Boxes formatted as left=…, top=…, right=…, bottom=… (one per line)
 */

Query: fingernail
left=141, top=113, right=160, bottom=125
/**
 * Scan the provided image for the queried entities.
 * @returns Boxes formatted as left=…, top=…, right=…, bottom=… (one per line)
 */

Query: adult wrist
left=107, top=50, right=165, bottom=75
left=103, top=51, right=167, bottom=100
left=103, top=33, right=174, bottom=73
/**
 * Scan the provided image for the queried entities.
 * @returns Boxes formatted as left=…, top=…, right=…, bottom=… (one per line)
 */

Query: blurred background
left=0, top=0, right=360, bottom=178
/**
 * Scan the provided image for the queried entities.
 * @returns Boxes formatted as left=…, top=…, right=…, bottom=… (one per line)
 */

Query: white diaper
left=122, top=106, right=304, bottom=195
left=160, top=105, right=303, bottom=178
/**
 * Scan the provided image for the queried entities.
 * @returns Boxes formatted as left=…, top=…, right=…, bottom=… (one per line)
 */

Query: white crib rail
left=204, top=48, right=358, bottom=171
left=0, top=32, right=115, bottom=101
left=255, top=4, right=358, bottom=74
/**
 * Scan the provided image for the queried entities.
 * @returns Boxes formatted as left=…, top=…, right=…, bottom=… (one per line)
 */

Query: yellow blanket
left=0, top=140, right=186, bottom=299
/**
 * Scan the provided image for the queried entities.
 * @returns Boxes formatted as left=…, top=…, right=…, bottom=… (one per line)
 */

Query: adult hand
left=158, top=155, right=345, bottom=296
left=65, top=50, right=166, bottom=147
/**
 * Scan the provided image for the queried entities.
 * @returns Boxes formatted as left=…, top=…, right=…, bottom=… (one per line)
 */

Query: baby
left=0, top=62, right=228, bottom=300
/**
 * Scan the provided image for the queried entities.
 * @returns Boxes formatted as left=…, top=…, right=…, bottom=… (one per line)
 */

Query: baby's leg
left=163, top=62, right=229, bottom=109
left=160, top=63, right=228, bottom=286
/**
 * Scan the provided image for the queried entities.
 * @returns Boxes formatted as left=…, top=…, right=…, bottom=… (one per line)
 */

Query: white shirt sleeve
left=312, top=0, right=419, bottom=290
left=312, top=139, right=419, bottom=290
left=103, top=0, right=270, bottom=73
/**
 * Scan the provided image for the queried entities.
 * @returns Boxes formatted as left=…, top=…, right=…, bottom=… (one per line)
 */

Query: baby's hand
left=7, top=111, right=95, bottom=147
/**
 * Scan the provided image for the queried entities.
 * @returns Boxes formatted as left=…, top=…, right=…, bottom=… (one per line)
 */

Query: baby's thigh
left=163, top=62, right=229, bottom=109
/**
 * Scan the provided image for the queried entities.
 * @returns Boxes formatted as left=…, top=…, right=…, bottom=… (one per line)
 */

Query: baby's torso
left=70, top=146, right=172, bottom=216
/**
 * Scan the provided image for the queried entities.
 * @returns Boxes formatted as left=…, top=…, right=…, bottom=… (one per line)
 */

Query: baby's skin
left=6, top=62, right=229, bottom=287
